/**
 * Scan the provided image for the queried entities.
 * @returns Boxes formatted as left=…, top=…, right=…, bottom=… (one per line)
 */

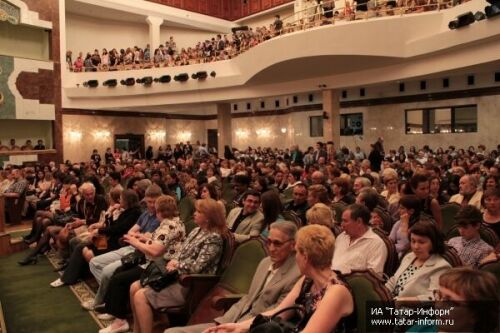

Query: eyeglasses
left=266, top=239, right=292, bottom=248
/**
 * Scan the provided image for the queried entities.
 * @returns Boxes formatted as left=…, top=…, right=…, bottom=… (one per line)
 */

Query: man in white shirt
left=331, top=204, right=387, bottom=276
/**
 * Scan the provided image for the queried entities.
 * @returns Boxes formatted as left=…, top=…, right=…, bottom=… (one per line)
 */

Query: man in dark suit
left=165, top=221, right=301, bottom=333
left=313, top=142, right=327, bottom=163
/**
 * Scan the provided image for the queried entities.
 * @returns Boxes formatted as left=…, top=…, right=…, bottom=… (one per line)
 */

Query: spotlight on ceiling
left=485, top=0, right=500, bottom=18
left=474, top=11, right=486, bottom=21
left=136, top=76, right=153, bottom=86
left=103, top=79, right=117, bottom=87
left=120, top=78, right=135, bottom=86
left=210, top=71, right=216, bottom=78
left=448, top=12, right=475, bottom=29
left=154, top=75, right=171, bottom=83
left=83, top=80, right=99, bottom=88
left=174, top=73, right=189, bottom=82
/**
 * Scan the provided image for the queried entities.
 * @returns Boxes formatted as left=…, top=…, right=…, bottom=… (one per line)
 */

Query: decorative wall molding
left=0, top=0, right=20, bottom=24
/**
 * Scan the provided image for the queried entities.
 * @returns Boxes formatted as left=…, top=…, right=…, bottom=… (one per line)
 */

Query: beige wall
left=62, top=114, right=209, bottom=162
left=0, top=21, right=50, bottom=60
left=339, top=95, right=500, bottom=153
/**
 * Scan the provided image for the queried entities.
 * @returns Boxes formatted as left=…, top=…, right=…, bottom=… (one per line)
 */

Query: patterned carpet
left=45, top=251, right=112, bottom=330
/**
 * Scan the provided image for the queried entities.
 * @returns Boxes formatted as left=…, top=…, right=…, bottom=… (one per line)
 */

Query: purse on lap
left=140, top=258, right=179, bottom=292
left=249, top=306, right=305, bottom=333
left=120, top=250, right=146, bottom=269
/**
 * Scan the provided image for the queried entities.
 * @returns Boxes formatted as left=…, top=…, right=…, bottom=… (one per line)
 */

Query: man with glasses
left=226, top=190, right=264, bottom=243
left=165, top=221, right=301, bottom=333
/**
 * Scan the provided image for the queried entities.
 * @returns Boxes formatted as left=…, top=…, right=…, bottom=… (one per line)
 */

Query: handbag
left=53, top=211, right=76, bottom=226
left=140, top=258, right=179, bottom=292
left=249, top=306, right=305, bottom=333
left=121, top=250, right=146, bottom=269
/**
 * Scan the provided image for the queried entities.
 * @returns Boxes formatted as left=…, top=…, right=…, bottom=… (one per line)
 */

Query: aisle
left=0, top=251, right=99, bottom=333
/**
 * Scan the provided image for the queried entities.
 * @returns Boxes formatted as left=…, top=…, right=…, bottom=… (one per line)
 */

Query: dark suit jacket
left=216, top=255, right=301, bottom=323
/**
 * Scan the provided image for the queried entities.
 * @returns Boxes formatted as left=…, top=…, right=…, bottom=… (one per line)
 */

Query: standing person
left=91, top=149, right=102, bottom=167
left=368, top=137, right=384, bottom=173
left=104, top=148, right=114, bottom=165
left=273, top=14, right=283, bottom=35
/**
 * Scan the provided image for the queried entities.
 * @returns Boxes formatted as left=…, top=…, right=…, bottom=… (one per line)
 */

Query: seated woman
left=95, top=195, right=185, bottom=331
left=209, top=224, right=354, bottom=333
left=406, top=174, right=442, bottom=229
left=410, top=267, right=499, bottom=332
left=260, top=190, right=285, bottom=238
left=386, top=221, right=451, bottom=302
left=23, top=175, right=76, bottom=245
left=389, top=195, right=423, bottom=259
left=482, top=188, right=500, bottom=239
left=102, top=198, right=226, bottom=333
left=306, top=202, right=334, bottom=228
left=49, top=189, right=141, bottom=287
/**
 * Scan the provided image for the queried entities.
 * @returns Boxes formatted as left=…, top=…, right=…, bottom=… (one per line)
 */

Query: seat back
left=440, top=203, right=461, bottom=236
left=5, top=195, right=26, bottom=225
left=178, top=196, right=196, bottom=234
left=331, top=201, right=347, bottom=224
left=344, top=270, right=393, bottom=333
left=372, top=227, right=399, bottom=278
left=282, top=210, right=304, bottom=229
left=442, top=246, right=463, bottom=267
left=187, top=237, right=268, bottom=325
left=446, top=225, right=500, bottom=247
left=479, top=259, right=500, bottom=295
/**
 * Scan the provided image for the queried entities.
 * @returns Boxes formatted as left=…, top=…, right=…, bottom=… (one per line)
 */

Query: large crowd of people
left=2, top=139, right=499, bottom=333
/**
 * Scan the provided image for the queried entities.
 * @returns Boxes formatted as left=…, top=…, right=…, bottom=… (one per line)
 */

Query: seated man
left=331, top=204, right=387, bottom=275
left=284, top=183, right=308, bottom=225
left=34, top=139, right=46, bottom=150
left=448, top=205, right=493, bottom=268
left=1, top=168, right=28, bottom=222
left=449, top=175, right=482, bottom=209
left=226, top=190, right=264, bottom=243
left=165, top=221, right=301, bottom=333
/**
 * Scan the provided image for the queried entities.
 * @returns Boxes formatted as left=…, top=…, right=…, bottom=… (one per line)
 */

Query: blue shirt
left=136, top=210, right=160, bottom=233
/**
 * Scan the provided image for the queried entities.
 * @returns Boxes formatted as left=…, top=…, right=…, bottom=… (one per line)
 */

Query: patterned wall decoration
left=0, top=55, right=15, bottom=119
left=147, top=0, right=293, bottom=20
left=0, top=0, right=20, bottom=25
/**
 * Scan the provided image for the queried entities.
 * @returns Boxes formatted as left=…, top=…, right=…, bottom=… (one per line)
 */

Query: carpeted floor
left=0, top=251, right=100, bottom=333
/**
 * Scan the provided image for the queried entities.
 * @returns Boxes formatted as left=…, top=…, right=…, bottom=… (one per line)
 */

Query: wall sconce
left=235, top=129, right=249, bottom=138
left=177, top=131, right=192, bottom=141
left=280, top=128, right=287, bottom=134
left=93, top=130, right=110, bottom=140
left=385, top=126, right=394, bottom=130
left=370, top=127, right=377, bottom=131
left=255, top=128, right=271, bottom=138
left=69, top=130, right=82, bottom=141
left=149, top=130, right=166, bottom=140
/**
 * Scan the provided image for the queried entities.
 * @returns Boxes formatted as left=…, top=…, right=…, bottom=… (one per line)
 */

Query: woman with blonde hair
left=209, top=224, right=354, bottom=333
left=306, top=203, right=334, bottom=227
left=124, top=198, right=226, bottom=333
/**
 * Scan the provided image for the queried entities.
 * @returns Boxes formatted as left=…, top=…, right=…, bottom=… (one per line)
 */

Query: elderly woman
left=386, top=221, right=451, bottom=302
left=210, top=224, right=353, bottom=333
left=410, top=268, right=499, bottom=332
left=96, top=195, right=186, bottom=332
left=381, top=169, right=400, bottom=206
left=116, top=198, right=226, bottom=333
left=50, top=189, right=141, bottom=287
left=306, top=203, right=333, bottom=228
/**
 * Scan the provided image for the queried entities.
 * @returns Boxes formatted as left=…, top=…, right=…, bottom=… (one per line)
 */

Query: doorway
left=114, top=134, right=145, bottom=159
left=207, top=129, right=218, bottom=152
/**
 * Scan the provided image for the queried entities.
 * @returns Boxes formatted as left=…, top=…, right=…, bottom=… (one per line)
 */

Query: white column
left=146, top=16, right=163, bottom=51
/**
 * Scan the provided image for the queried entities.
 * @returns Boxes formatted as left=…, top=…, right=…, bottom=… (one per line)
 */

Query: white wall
left=65, top=13, right=219, bottom=56
left=0, top=21, right=50, bottom=60
left=66, top=13, right=149, bottom=54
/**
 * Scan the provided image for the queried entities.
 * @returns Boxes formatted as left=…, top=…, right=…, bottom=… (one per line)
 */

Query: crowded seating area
left=2, top=139, right=499, bottom=333
left=66, top=0, right=459, bottom=72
